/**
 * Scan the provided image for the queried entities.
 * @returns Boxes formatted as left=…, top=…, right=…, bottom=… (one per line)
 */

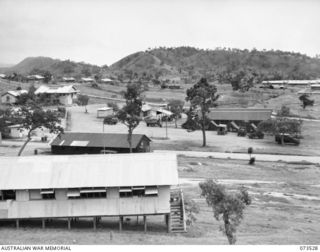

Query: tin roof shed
left=51, top=132, right=151, bottom=149
left=208, top=108, right=272, bottom=121
left=0, top=153, right=178, bottom=190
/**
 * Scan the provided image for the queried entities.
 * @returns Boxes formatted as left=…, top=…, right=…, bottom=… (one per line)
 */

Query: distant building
left=311, top=84, right=320, bottom=91
left=141, top=104, right=152, bottom=117
left=97, top=107, right=113, bottom=118
left=81, top=77, right=94, bottom=83
left=101, top=78, right=113, bottom=84
left=34, top=85, right=78, bottom=105
left=0, top=153, right=185, bottom=232
left=207, top=108, right=273, bottom=130
left=26, top=75, right=45, bottom=82
left=62, top=77, right=76, bottom=83
left=262, top=80, right=320, bottom=87
left=1, top=90, right=28, bottom=104
left=50, top=132, right=151, bottom=154
left=298, top=84, right=320, bottom=95
left=6, top=124, right=28, bottom=139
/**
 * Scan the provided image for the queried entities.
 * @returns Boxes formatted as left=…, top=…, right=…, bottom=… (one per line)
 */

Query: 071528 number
left=300, top=246, right=318, bottom=251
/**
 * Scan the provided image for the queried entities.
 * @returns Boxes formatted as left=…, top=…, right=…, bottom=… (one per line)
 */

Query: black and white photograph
left=0, top=0, right=319, bottom=248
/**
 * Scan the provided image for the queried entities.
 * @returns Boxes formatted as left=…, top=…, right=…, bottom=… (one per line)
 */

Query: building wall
left=8, top=128, right=27, bottom=138
left=59, top=94, right=73, bottom=105
left=51, top=142, right=151, bottom=154
left=1, top=94, right=17, bottom=104
left=0, top=186, right=170, bottom=219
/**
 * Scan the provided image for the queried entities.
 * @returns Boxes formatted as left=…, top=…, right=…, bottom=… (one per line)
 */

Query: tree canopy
left=77, top=94, right=90, bottom=113
left=168, top=99, right=184, bottom=128
left=258, top=118, right=302, bottom=145
left=186, top=78, right=219, bottom=147
left=199, top=179, right=251, bottom=244
left=11, top=105, right=64, bottom=156
left=116, top=84, right=142, bottom=153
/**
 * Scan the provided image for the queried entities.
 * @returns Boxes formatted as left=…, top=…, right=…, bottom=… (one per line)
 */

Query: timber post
left=93, top=217, right=97, bottom=231
left=16, top=219, right=19, bottom=229
left=143, top=215, right=147, bottom=233
left=119, top=216, right=123, bottom=232
left=67, top=218, right=71, bottom=230
left=42, top=219, right=46, bottom=229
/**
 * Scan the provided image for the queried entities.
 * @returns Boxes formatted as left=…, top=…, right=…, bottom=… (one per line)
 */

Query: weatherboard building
left=0, top=153, right=185, bottom=232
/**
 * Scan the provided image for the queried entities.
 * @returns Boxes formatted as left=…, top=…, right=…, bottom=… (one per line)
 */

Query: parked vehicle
left=145, top=117, right=162, bottom=127
left=275, top=134, right=300, bottom=145
left=237, top=127, right=247, bottom=137
left=217, top=124, right=227, bottom=135
left=103, top=116, right=118, bottom=125
left=248, top=131, right=264, bottom=139
left=161, top=115, right=174, bottom=122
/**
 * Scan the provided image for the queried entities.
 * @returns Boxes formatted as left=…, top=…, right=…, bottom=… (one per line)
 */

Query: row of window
left=0, top=187, right=159, bottom=201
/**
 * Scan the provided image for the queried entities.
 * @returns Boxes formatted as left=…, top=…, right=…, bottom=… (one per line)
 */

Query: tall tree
left=116, top=84, right=142, bottom=153
left=11, top=105, right=64, bottom=156
left=186, top=78, right=219, bottom=147
left=77, top=94, right=90, bottom=113
left=199, top=179, right=251, bottom=245
left=168, top=100, right=184, bottom=128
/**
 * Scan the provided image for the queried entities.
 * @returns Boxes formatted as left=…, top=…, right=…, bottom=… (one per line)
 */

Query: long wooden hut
left=0, top=153, right=185, bottom=232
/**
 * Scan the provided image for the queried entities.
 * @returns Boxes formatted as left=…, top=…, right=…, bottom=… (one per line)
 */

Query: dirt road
left=155, top=150, right=320, bottom=163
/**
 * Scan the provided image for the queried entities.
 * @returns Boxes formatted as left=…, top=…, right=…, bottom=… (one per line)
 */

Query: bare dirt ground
left=0, top=156, right=319, bottom=244
left=67, top=104, right=320, bottom=156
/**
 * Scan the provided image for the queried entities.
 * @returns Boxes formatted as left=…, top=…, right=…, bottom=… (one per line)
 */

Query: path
left=154, top=150, right=320, bottom=163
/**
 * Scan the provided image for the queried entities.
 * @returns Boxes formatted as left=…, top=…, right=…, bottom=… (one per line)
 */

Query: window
left=80, top=187, right=107, bottom=198
left=67, top=188, right=107, bottom=199
left=0, top=190, right=16, bottom=200
left=145, top=186, right=158, bottom=197
left=40, top=189, right=55, bottom=200
left=67, top=189, right=81, bottom=198
left=119, top=187, right=132, bottom=198
left=119, top=186, right=158, bottom=198
left=132, top=186, right=145, bottom=197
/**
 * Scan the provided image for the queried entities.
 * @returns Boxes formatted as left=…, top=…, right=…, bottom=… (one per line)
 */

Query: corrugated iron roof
left=35, top=85, right=78, bottom=94
left=51, top=132, right=151, bottom=148
left=208, top=108, right=272, bottom=121
left=97, top=107, right=112, bottom=111
left=81, top=77, right=94, bottom=81
left=0, top=153, right=178, bottom=190
left=2, top=90, right=28, bottom=97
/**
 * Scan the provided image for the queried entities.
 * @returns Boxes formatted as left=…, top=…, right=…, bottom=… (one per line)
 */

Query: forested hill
left=110, top=47, right=320, bottom=81
left=3, top=47, right=320, bottom=82
left=2, top=56, right=109, bottom=78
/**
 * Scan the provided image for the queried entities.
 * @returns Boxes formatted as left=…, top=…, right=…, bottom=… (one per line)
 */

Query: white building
left=35, top=85, right=79, bottom=105
left=101, top=78, right=113, bottom=83
left=62, top=77, right=76, bottom=83
left=6, top=125, right=28, bottom=138
left=81, top=77, right=94, bottom=83
left=97, top=107, right=113, bottom=118
left=1, top=90, right=28, bottom=104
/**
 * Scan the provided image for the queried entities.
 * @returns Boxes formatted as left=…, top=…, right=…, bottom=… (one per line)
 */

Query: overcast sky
left=0, top=0, right=319, bottom=66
